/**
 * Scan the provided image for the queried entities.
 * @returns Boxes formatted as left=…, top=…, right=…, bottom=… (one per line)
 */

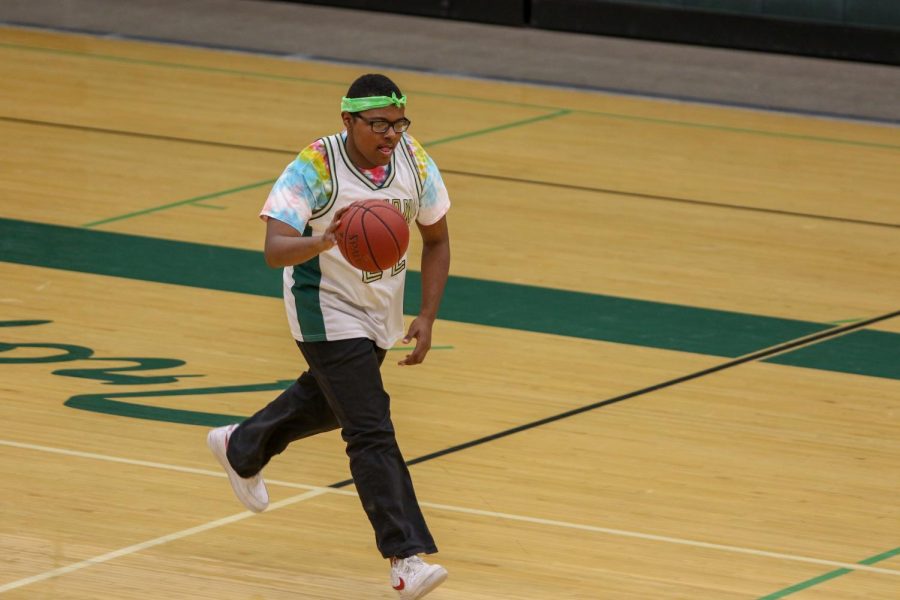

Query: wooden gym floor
left=1, top=25, right=899, bottom=599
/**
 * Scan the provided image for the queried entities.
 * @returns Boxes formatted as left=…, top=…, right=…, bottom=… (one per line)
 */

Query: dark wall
left=551, top=0, right=900, bottom=31
left=531, top=0, right=900, bottom=64
left=286, top=0, right=528, bottom=26
left=277, top=0, right=900, bottom=64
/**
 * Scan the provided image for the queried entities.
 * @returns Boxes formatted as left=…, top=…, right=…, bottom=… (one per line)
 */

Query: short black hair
left=345, top=73, right=402, bottom=100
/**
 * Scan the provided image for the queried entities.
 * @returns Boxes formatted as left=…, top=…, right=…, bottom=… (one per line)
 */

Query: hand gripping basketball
left=335, top=200, right=410, bottom=272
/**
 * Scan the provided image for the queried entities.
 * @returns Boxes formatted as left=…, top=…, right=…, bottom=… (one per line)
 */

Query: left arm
left=398, top=215, right=450, bottom=366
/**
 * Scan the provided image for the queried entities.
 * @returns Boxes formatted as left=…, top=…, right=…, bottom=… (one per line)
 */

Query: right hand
left=322, top=205, right=351, bottom=250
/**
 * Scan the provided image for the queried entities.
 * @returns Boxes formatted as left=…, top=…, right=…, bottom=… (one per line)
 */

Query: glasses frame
left=352, top=114, right=411, bottom=134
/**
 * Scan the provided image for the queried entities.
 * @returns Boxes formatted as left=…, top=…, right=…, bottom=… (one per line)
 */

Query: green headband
left=341, top=92, right=407, bottom=112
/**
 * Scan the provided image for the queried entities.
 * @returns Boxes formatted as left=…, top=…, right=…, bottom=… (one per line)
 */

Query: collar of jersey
left=338, top=131, right=397, bottom=190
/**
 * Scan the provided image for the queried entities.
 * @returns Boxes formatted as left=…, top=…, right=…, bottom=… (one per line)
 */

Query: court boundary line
left=2, top=437, right=900, bottom=595
left=0, top=485, right=330, bottom=594
left=2, top=20, right=899, bottom=128
left=2, top=24, right=897, bottom=597
left=2, top=115, right=896, bottom=230
left=344, top=308, right=899, bottom=474
left=2, top=314, right=897, bottom=588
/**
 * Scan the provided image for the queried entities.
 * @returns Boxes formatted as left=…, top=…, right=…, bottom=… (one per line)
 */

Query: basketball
left=336, top=200, right=410, bottom=272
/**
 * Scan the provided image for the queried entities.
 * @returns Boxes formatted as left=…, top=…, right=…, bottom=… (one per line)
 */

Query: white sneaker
left=390, top=555, right=448, bottom=600
left=207, top=424, right=269, bottom=513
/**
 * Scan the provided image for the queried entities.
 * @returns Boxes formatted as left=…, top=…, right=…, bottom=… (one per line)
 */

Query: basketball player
left=207, top=73, right=451, bottom=599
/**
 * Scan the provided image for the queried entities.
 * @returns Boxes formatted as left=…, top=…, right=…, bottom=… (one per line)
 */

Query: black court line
left=5, top=115, right=898, bottom=230
left=439, top=169, right=900, bottom=230
left=5, top=20, right=900, bottom=127
left=327, top=308, right=900, bottom=488
left=0, top=115, right=290, bottom=155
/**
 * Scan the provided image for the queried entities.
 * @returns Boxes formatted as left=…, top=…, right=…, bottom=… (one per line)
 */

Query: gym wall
left=279, top=0, right=900, bottom=64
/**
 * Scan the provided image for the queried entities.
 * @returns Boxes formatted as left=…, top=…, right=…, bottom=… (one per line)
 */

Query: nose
left=383, top=127, right=398, bottom=140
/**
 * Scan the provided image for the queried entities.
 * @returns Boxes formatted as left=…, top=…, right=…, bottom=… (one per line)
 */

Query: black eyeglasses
left=352, top=114, right=411, bottom=134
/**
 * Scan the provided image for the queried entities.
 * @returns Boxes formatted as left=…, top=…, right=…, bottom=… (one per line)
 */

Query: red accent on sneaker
left=393, top=578, right=405, bottom=591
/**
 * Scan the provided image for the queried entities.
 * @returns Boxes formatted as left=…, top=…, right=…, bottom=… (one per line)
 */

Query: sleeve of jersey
left=406, top=135, right=451, bottom=226
left=259, top=142, right=332, bottom=234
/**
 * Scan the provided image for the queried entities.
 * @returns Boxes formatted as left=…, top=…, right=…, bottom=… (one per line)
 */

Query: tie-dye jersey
left=261, top=132, right=449, bottom=232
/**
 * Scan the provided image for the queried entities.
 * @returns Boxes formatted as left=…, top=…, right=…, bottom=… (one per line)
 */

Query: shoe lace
left=395, top=555, right=424, bottom=576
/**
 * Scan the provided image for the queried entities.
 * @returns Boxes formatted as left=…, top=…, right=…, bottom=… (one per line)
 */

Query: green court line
left=80, top=111, right=569, bottom=227
left=81, top=178, right=276, bottom=228
left=2, top=36, right=898, bottom=152
left=577, top=109, right=900, bottom=151
left=758, top=546, right=900, bottom=599
left=3, top=217, right=900, bottom=381
left=424, top=109, right=572, bottom=146
left=388, top=345, right=454, bottom=351
left=193, top=203, right=227, bottom=210
left=826, top=317, right=863, bottom=325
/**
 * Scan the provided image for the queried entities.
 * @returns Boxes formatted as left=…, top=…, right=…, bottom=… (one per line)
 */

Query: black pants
left=226, top=337, right=437, bottom=558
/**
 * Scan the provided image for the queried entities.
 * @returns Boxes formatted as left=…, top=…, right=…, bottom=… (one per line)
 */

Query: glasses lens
left=360, top=117, right=410, bottom=133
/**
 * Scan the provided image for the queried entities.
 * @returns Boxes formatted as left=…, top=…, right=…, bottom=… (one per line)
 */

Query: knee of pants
left=342, top=426, right=398, bottom=454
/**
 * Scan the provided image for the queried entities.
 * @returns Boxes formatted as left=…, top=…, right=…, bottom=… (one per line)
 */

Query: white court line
left=0, top=439, right=323, bottom=492
left=2, top=437, right=900, bottom=593
left=418, top=501, right=900, bottom=576
left=0, top=487, right=329, bottom=593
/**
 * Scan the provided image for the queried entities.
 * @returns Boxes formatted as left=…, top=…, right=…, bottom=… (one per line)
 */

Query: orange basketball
left=336, top=200, right=410, bottom=272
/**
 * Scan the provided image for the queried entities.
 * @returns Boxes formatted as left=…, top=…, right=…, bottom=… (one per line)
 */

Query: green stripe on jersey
left=291, top=224, right=327, bottom=340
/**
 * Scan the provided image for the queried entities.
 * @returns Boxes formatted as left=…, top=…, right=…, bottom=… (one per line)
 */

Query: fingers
left=397, top=318, right=434, bottom=366
left=397, top=333, right=428, bottom=366
left=326, top=217, right=342, bottom=235
left=328, top=205, right=353, bottom=234
left=397, top=339, right=416, bottom=365
left=333, top=202, right=361, bottom=221
left=397, top=338, right=431, bottom=366
left=397, top=349, right=427, bottom=366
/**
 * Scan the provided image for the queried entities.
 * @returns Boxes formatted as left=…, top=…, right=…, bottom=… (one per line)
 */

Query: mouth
left=377, top=144, right=395, bottom=156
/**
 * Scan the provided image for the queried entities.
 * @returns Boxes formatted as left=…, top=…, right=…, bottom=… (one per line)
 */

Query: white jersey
left=262, top=132, right=450, bottom=349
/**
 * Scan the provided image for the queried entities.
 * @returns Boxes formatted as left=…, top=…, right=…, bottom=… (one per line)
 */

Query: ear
left=341, top=111, right=353, bottom=129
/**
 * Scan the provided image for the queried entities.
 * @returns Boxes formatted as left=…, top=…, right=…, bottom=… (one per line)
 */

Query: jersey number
left=361, top=259, right=406, bottom=283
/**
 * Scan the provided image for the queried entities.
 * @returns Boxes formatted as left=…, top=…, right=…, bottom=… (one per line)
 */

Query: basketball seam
left=365, top=207, right=403, bottom=267
left=339, top=205, right=363, bottom=265
left=359, top=207, right=383, bottom=272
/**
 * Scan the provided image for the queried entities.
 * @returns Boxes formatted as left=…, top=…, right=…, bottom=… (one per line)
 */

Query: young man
left=207, top=73, right=451, bottom=600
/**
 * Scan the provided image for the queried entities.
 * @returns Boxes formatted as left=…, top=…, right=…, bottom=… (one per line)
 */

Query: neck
left=344, top=134, right=378, bottom=170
